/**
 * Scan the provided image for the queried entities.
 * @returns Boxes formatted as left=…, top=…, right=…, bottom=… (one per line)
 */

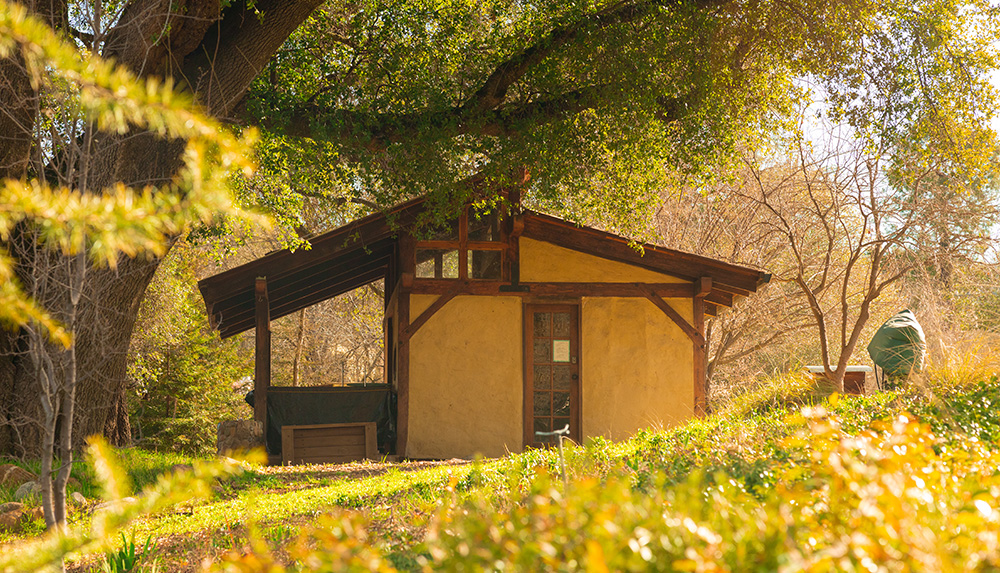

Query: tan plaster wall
left=407, top=294, right=523, bottom=459
left=581, top=297, right=694, bottom=441
left=520, top=237, right=687, bottom=283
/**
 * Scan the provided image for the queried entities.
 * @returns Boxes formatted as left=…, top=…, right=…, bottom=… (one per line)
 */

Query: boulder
left=0, top=464, right=36, bottom=489
left=217, top=420, right=263, bottom=456
left=0, top=506, right=43, bottom=533
left=0, top=502, right=23, bottom=514
left=71, top=491, right=87, bottom=506
left=14, top=481, right=41, bottom=502
left=168, top=463, right=194, bottom=474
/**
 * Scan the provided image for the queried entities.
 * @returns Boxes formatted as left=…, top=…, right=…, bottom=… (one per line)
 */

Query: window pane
left=553, top=312, right=572, bottom=337
left=533, top=365, right=551, bottom=390
left=424, top=217, right=460, bottom=241
left=553, top=365, right=572, bottom=390
left=533, top=339, right=550, bottom=363
left=552, top=418, right=570, bottom=434
left=554, top=392, right=570, bottom=417
left=468, top=211, right=500, bottom=241
left=534, top=391, right=551, bottom=417
left=534, top=417, right=552, bottom=437
left=415, top=249, right=459, bottom=279
left=469, top=250, right=502, bottom=279
left=533, top=312, right=551, bottom=337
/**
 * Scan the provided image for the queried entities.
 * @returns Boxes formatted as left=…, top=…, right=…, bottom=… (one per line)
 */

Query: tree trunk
left=0, top=0, right=323, bottom=457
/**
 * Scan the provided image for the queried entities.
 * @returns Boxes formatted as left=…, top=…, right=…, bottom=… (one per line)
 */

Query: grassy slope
left=7, top=364, right=1000, bottom=570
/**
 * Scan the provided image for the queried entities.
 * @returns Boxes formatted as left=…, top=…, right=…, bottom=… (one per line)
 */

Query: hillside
left=4, top=363, right=1000, bottom=571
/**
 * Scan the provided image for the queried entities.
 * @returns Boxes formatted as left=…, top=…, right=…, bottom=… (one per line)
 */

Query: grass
left=5, top=358, right=1000, bottom=571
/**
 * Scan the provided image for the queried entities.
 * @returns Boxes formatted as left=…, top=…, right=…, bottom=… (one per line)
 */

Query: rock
left=0, top=506, right=43, bottom=533
left=14, top=481, right=41, bottom=502
left=0, top=464, right=36, bottom=488
left=217, top=420, right=263, bottom=456
left=0, top=502, right=23, bottom=514
left=168, top=463, right=194, bottom=474
left=71, top=491, right=87, bottom=506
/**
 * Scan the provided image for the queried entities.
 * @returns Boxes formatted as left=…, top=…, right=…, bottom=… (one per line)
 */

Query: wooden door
left=524, top=304, right=581, bottom=447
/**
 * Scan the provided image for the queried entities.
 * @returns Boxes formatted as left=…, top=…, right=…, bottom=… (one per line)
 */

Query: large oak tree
left=0, top=0, right=995, bottom=455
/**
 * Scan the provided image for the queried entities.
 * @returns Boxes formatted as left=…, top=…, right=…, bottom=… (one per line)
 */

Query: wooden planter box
left=804, top=365, right=872, bottom=395
left=281, top=422, right=377, bottom=465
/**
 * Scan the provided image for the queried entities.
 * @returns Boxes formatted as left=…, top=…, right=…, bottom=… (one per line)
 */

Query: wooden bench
left=281, top=422, right=377, bottom=465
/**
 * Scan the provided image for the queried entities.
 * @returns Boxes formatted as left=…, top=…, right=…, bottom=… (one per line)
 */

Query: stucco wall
left=404, top=238, right=698, bottom=458
left=407, top=294, right=523, bottom=459
left=580, top=297, right=695, bottom=441
left=520, top=237, right=687, bottom=283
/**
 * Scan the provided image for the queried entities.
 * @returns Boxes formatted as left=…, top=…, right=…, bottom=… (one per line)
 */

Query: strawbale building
left=199, top=196, right=769, bottom=462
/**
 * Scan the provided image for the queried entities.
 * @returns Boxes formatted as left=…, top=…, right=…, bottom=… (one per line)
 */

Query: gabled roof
left=519, top=211, right=770, bottom=310
left=199, top=198, right=769, bottom=338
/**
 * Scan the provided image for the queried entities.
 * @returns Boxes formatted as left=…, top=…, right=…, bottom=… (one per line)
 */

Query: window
left=414, top=208, right=505, bottom=281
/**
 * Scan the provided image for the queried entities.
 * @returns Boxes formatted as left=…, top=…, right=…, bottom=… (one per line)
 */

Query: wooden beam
left=401, top=284, right=461, bottom=342
left=639, top=286, right=704, bottom=346
left=693, top=278, right=708, bottom=417
left=408, top=280, right=695, bottom=299
left=395, top=287, right=410, bottom=457
left=254, top=277, right=270, bottom=427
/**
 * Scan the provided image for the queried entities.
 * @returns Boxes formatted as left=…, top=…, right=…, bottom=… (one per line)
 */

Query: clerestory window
left=415, top=208, right=504, bottom=280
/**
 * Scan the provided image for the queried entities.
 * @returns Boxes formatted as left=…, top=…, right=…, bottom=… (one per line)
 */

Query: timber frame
left=199, top=195, right=769, bottom=457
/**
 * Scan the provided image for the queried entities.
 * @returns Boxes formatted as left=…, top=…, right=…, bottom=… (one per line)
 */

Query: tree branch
left=275, top=0, right=723, bottom=146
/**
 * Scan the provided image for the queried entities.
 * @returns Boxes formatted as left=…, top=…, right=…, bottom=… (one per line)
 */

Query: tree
left=0, top=0, right=996, bottom=456
left=726, top=130, right=966, bottom=390
left=0, top=2, right=255, bottom=535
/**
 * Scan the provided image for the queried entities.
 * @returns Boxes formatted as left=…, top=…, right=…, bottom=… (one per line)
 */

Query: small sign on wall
left=552, top=340, right=571, bottom=363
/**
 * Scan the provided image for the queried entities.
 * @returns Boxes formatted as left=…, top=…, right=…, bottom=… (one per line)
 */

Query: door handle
left=571, top=374, right=578, bottom=380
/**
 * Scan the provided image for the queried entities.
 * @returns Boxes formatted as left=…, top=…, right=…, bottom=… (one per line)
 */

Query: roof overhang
left=198, top=198, right=425, bottom=338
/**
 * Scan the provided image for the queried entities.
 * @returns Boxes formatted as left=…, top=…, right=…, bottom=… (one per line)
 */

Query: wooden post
left=693, top=277, right=711, bottom=417
left=254, top=277, right=270, bottom=426
left=395, top=235, right=414, bottom=458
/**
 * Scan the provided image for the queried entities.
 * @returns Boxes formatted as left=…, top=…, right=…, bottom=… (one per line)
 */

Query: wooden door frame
left=522, top=302, right=581, bottom=448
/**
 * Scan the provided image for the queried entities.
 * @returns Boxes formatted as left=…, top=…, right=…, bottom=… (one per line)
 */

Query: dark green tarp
left=265, top=386, right=396, bottom=456
left=867, top=309, right=926, bottom=377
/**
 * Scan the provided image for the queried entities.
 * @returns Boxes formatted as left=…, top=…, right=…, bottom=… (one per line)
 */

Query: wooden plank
left=293, top=434, right=365, bottom=448
left=293, top=430, right=365, bottom=443
left=290, top=444, right=367, bottom=458
left=254, top=278, right=270, bottom=426
left=294, top=455, right=363, bottom=465
left=293, top=427, right=365, bottom=439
